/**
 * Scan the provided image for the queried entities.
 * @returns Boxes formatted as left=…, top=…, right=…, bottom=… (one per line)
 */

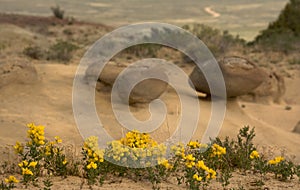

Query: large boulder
left=86, top=61, right=168, bottom=104
left=0, top=58, right=38, bottom=88
left=189, top=56, right=267, bottom=97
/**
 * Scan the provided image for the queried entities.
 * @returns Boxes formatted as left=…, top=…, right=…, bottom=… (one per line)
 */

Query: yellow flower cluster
left=171, top=143, right=185, bottom=158
left=105, top=130, right=168, bottom=167
left=86, top=161, right=97, bottom=169
left=44, top=144, right=53, bottom=156
left=250, top=150, right=260, bottom=159
left=83, top=136, right=104, bottom=169
left=106, top=140, right=130, bottom=162
left=27, top=123, right=45, bottom=146
left=185, top=154, right=196, bottom=168
left=211, top=144, right=226, bottom=157
left=4, top=175, right=19, bottom=184
left=196, top=160, right=217, bottom=179
left=188, top=141, right=201, bottom=149
left=268, top=156, right=284, bottom=165
left=18, top=160, right=37, bottom=176
left=158, top=158, right=173, bottom=169
left=120, top=130, right=158, bottom=148
left=14, top=141, right=24, bottom=154
left=44, top=140, right=62, bottom=156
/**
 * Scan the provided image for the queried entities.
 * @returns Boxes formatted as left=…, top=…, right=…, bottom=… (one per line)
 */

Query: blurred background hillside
left=0, top=0, right=289, bottom=41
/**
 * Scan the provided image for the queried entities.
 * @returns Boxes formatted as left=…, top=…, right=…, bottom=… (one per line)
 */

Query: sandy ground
left=1, top=172, right=300, bottom=190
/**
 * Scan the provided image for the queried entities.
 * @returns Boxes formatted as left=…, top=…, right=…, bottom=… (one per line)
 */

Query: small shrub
left=51, top=5, right=64, bottom=20
left=14, top=123, right=68, bottom=186
left=47, top=40, right=78, bottom=62
left=23, top=46, right=44, bottom=60
left=212, top=126, right=256, bottom=171
left=267, top=157, right=295, bottom=181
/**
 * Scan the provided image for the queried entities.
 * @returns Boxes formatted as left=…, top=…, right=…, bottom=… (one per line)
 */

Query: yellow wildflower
left=4, top=175, right=19, bottom=183
left=38, top=140, right=45, bottom=145
left=120, top=130, right=158, bottom=149
left=250, top=150, right=260, bottom=159
left=44, top=145, right=51, bottom=156
left=268, top=156, right=284, bottom=165
left=185, top=154, right=196, bottom=161
left=193, top=173, right=203, bottom=182
left=63, top=159, right=68, bottom=165
left=211, top=144, right=226, bottom=157
left=28, top=161, right=38, bottom=168
left=196, top=160, right=209, bottom=172
left=26, top=123, right=45, bottom=145
left=14, top=141, right=24, bottom=154
left=87, top=162, right=97, bottom=169
left=207, top=168, right=217, bottom=179
left=185, top=154, right=196, bottom=168
left=55, top=136, right=62, bottom=143
left=158, top=158, right=173, bottom=169
left=22, top=168, right=33, bottom=175
left=18, top=160, right=29, bottom=167
left=188, top=141, right=200, bottom=149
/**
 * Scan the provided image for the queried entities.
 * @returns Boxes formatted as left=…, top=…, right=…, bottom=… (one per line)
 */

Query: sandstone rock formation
left=189, top=56, right=267, bottom=97
left=0, top=58, right=38, bottom=88
left=86, top=61, right=168, bottom=104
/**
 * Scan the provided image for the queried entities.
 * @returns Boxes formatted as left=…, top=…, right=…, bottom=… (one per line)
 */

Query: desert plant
left=212, top=126, right=256, bottom=171
left=3, top=123, right=300, bottom=189
left=47, top=40, right=78, bottom=62
left=14, top=123, right=68, bottom=186
left=23, top=46, right=44, bottom=60
left=267, top=157, right=295, bottom=181
left=51, top=5, right=64, bottom=19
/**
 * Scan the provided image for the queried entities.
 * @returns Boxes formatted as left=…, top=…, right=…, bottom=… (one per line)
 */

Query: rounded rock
left=189, top=56, right=267, bottom=97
